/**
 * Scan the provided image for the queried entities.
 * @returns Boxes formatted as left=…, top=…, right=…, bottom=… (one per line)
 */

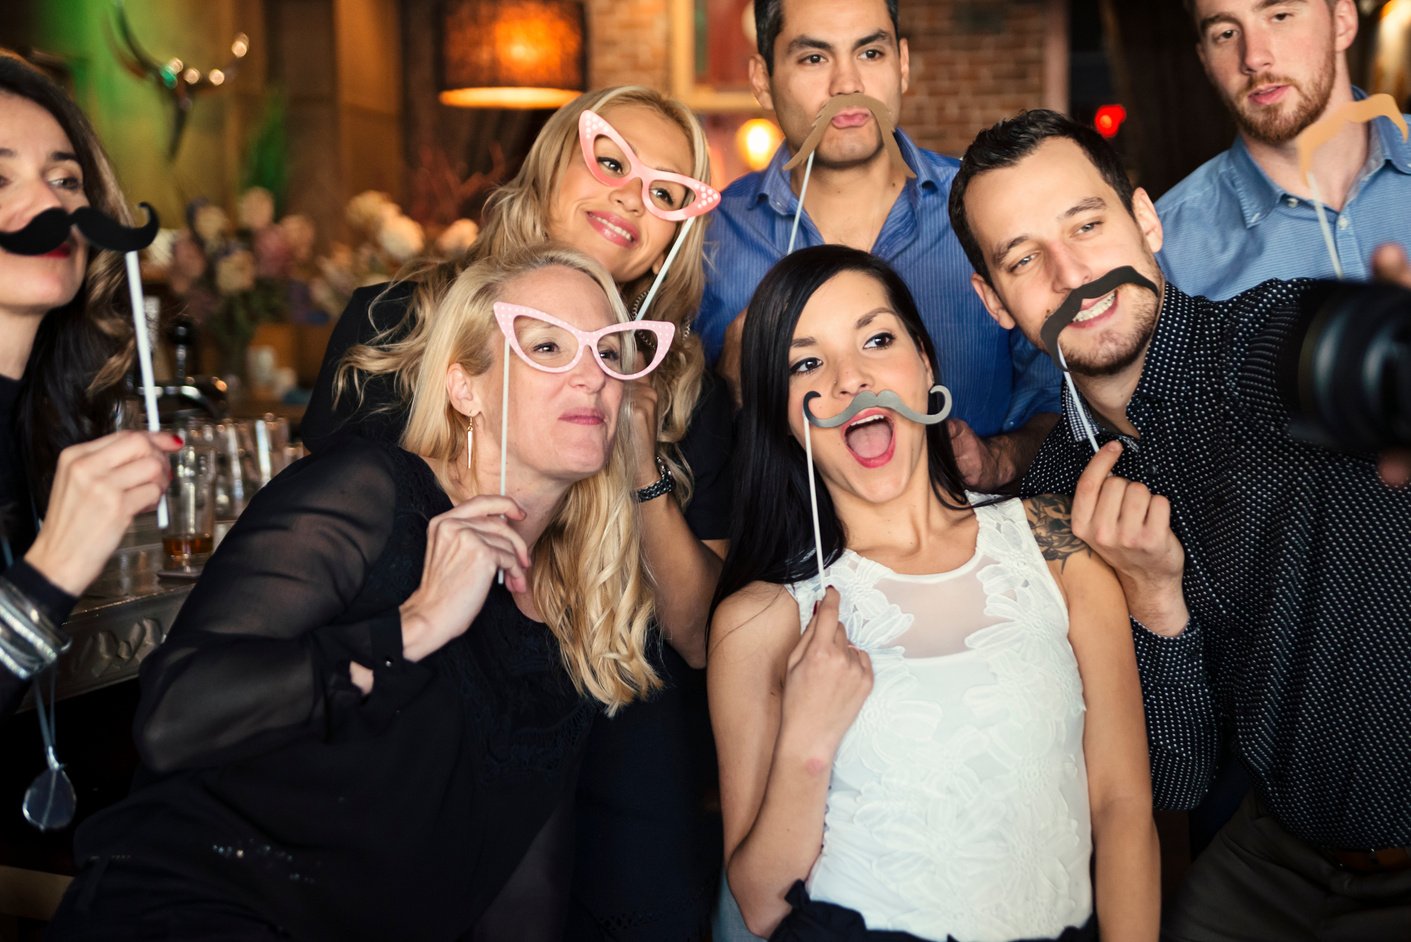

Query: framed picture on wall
left=669, top=0, right=761, bottom=112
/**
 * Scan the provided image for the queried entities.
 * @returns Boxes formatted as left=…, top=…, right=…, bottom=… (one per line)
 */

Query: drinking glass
left=162, top=443, right=216, bottom=570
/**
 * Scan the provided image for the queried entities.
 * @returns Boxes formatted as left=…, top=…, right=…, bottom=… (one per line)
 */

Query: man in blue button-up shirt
left=1158, top=0, right=1411, bottom=299
left=696, top=0, right=1060, bottom=491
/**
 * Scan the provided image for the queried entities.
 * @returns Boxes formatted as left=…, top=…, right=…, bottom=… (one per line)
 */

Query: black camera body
left=1277, top=280, right=1411, bottom=453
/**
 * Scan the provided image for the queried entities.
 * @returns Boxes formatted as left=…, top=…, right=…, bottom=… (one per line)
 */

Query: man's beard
left=1062, top=284, right=1161, bottom=379
left=1227, top=46, right=1336, bottom=145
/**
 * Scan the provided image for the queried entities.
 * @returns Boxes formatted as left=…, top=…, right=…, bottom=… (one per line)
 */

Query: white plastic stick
left=1059, top=347, right=1100, bottom=456
left=636, top=216, right=695, bottom=321
left=786, top=151, right=815, bottom=255
left=498, top=335, right=510, bottom=585
left=1306, top=174, right=1345, bottom=280
left=124, top=251, right=167, bottom=527
left=802, top=404, right=827, bottom=586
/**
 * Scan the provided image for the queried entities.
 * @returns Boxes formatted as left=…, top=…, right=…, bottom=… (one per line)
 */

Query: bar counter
left=37, top=519, right=195, bottom=707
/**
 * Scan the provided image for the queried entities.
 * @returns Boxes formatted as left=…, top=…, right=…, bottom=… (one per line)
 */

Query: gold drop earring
left=465, top=419, right=474, bottom=469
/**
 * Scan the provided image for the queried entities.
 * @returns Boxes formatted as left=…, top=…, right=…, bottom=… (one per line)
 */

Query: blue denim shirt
left=696, top=129, right=1060, bottom=437
left=1156, top=95, right=1411, bottom=300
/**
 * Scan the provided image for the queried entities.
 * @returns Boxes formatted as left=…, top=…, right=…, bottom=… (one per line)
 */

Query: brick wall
left=585, top=0, right=1058, bottom=159
left=586, top=0, right=672, bottom=90
left=904, top=0, right=1051, bottom=157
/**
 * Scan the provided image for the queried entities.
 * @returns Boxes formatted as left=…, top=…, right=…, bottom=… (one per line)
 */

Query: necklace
left=22, top=666, right=75, bottom=831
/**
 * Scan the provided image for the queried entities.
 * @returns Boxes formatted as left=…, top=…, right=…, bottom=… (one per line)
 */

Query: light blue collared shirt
left=1156, top=94, right=1411, bottom=300
left=696, top=130, right=1060, bottom=438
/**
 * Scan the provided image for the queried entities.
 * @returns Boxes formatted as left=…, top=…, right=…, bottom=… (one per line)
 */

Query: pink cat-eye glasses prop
left=492, top=302, right=677, bottom=382
left=578, top=110, right=721, bottom=222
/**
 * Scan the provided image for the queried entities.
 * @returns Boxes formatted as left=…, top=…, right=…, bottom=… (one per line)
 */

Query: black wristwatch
left=634, top=456, right=676, bottom=503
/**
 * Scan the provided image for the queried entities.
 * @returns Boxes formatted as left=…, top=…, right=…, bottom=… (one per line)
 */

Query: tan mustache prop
left=1295, top=94, right=1408, bottom=281
left=782, top=93, right=915, bottom=180
left=1296, top=93, right=1408, bottom=186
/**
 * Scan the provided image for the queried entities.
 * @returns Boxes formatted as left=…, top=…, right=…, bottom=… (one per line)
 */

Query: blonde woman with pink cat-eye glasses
left=304, top=86, right=732, bottom=939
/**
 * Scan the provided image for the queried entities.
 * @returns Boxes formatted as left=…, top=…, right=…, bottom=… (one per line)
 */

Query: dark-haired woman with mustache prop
left=708, top=245, right=1158, bottom=941
left=0, top=51, right=176, bottom=717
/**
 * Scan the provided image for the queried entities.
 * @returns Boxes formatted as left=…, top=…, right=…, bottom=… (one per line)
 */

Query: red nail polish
left=170, top=434, right=184, bottom=446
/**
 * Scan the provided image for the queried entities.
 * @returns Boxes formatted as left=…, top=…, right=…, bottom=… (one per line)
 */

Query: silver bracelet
left=0, top=579, right=70, bottom=681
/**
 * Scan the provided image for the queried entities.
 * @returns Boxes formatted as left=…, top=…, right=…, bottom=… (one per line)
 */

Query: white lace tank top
left=785, top=496, right=1092, bottom=942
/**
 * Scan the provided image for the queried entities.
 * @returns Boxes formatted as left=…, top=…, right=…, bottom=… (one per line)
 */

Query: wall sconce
left=439, top=0, right=586, bottom=109
left=736, top=117, right=782, bottom=171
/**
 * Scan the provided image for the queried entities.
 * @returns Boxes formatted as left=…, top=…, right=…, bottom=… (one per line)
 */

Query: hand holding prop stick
left=1295, top=94, right=1409, bottom=280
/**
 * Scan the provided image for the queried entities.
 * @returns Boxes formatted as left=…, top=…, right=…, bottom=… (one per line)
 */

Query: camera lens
left=1279, top=281, right=1411, bottom=452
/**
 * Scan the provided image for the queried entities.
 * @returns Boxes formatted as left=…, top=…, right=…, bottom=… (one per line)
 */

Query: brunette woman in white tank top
left=709, top=247, right=1158, bottom=942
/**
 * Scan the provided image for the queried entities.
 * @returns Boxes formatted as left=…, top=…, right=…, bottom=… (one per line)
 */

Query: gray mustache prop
left=1039, top=265, right=1158, bottom=372
left=802, top=386, right=953, bottom=428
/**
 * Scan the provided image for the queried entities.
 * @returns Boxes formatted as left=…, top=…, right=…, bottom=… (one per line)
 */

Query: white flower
left=317, top=244, right=358, bottom=297
left=376, top=213, right=424, bottom=263
left=278, top=214, right=317, bottom=263
left=215, top=250, right=257, bottom=296
left=345, top=190, right=395, bottom=236
left=143, top=228, right=178, bottom=270
left=237, top=187, right=276, bottom=230
left=310, top=276, right=345, bottom=318
left=193, top=204, right=230, bottom=244
left=434, top=218, right=480, bottom=258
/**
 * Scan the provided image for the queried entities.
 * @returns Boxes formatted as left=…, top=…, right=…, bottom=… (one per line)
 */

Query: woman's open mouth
left=843, top=411, right=896, bottom=468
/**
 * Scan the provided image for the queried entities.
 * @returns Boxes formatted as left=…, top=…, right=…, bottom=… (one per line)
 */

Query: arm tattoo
left=1025, top=494, right=1092, bottom=574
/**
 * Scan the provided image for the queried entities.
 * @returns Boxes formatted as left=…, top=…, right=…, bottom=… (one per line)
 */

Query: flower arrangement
left=309, top=190, right=478, bottom=319
left=163, top=187, right=324, bottom=376
left=152, top=186, right=481, bottom=380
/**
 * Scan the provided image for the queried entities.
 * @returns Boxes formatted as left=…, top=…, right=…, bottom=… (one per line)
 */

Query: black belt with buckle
left=1318, top=845, right=1411, bottom=873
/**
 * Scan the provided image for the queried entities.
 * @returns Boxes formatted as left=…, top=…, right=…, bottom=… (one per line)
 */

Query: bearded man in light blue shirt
left=1158, top=0, right=1411, bottom=299
left=697, top=0, right=1060, bottom=491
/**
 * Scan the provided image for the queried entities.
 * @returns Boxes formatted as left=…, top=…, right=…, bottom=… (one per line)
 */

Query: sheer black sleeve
left=133, top=439, right=418, bottom=774
left=302, top=282, right=416, bottom=452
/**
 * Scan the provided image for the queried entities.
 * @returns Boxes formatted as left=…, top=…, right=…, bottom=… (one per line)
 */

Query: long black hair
left=1, top=50, right=136, bottom=509
left=714, top=245, right=970, bottom=609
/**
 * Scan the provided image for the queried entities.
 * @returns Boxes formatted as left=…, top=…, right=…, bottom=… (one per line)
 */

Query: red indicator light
left=1094, top=104, right=1127, bottom=139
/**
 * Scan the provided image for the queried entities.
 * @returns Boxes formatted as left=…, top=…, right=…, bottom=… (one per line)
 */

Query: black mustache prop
left=0, top=204, right=160, bottom=256
left=803, top=386, right=953, bottom=428
left=1039, top=266, right=1158, bottom=372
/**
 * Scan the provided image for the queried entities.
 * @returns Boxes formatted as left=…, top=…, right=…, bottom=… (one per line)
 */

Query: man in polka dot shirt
left=950, top=108, right=1411, bottom=940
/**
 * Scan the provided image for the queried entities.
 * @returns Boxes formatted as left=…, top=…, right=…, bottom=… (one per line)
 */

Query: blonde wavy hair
left=342, top=244, right=660, bottom=713
left=354, top=85, right=711, bottom=502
